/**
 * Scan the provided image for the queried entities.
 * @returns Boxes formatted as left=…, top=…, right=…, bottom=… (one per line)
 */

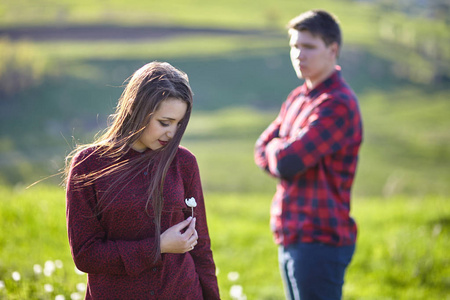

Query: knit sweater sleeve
left=65, top=150, right=160, bottom=277
left=182, top=152, right=220, bottom=299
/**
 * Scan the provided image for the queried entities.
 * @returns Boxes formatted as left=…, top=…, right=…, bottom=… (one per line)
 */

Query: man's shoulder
left=312, top=84, right=360, bottom=118
left=287, top=85, right=305, bottom=98
left=320, top=75, right=358, bottom=105
left=332, top=69, right=358, bottom=99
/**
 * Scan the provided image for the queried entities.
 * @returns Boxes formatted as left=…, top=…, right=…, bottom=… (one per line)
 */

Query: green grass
left=181, top=94, right=450, bottom=198
left=31, top=35, right=287, bottom=62
left=0, top=185, right=449, bottom=299
left=346, top=196, right=450, bottom=299
left=354, top=88, right=450, bottom=198
left=1, top=0, right=449, bottom=298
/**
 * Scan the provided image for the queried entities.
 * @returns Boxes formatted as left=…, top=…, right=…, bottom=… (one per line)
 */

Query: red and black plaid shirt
left=255, top=66, right=362, bottom=247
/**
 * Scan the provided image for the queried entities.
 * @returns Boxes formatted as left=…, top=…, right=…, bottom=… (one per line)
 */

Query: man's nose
left=292, top=48, right=301, bottom=59
left=297, top=48, right=305, bottom=60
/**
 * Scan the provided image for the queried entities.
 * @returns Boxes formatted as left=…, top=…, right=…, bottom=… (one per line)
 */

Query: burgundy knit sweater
left=66, top=146, right=220, bottom=299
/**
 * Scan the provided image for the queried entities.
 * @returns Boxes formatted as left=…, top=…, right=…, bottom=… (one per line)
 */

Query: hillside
left=0, top=0, right=449, bottom=197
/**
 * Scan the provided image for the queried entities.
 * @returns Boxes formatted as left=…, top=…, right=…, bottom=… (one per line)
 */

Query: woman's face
left=132, top=97, right=188, bottom=152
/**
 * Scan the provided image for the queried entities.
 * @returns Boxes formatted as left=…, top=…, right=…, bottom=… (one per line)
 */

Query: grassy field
left=0, top=0, right=449, bottom=299
left=0, top=185, right=449, bottom=299
left=1, top=96, right=449, bottom=299
left=2, top=47, right=449, bottom=195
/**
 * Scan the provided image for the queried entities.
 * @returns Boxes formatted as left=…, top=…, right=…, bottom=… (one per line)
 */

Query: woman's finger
left=182, top=217, right=196, bottom=237
left=172, top=216, right=193, bottom=232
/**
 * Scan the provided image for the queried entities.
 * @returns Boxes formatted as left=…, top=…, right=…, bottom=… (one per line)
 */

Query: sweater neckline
left=124, top=146, right=152, bottom=158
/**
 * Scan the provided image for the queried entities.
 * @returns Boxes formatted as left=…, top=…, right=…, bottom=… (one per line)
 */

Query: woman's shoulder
left=175, top=146, right=198, bottom=166
left=72, top=145, right=100, bottom=162
left=70, top=145, right=109, bottom=172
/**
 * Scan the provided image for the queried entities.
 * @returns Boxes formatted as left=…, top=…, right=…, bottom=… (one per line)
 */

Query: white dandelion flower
left=70, top=292, right=83, bottom=300
left=227, top=271, right=240, bottom=282
left=0, top=280, right=5, bottom=289
left=44, top=283, right=54, bottom=293
left=76, top=282, right=86, bottom=292
left=44, top=260, right=56, bottom=277
left=185, top=197, right=197, bottom=217
left=12, top=271, right=21, bottom=281
left=33, top=264, right=43, bottom=275
left=74, top=267, right=85, bottom=275
left=55, top=260, right=64, bottom=269
left=55, top=295, right=66, bottom=300
left=230, top=285, right=247, bottom=299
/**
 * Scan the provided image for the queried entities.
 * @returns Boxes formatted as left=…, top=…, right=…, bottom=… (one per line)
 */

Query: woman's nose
left=166, top=126, right=176, bottom=139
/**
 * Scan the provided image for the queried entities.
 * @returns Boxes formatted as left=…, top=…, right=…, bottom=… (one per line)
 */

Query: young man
left=254, top=10, right=363, bottom=300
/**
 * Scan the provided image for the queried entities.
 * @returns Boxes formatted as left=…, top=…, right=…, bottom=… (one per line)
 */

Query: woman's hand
left=160, top=217, right=198, bottom=254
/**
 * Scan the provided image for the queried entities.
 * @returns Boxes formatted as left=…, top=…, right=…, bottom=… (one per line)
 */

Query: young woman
left=65, top=62, right=220, bottom=299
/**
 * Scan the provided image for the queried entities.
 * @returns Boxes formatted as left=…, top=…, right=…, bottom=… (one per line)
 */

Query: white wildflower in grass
left=230, top=285, right=243, bottom=297
left=185, top=197, right=197, bottom=217
left=55, top=260, right=64, bottom=269
left=12, top=271, right=21, bottom=281
left=55, top=295, right=66, bottom=300
left=70, top=292, right=83, bottom=300
left=44, top=260, right=56, bottom=277
left=432, top=223, right=442, bottom=237
left=0, top=280, right=5, bottom=289
left=34, top=264, right=43, bottom=275
left=74, top=267, right=85, bottom=275
left=230, top=285, right=247, bottom=300
left=227, top=271, right=240, bottom=282
left=76, top=282, right=86, bottom=292
left=44, top=283, right=54, bottom=293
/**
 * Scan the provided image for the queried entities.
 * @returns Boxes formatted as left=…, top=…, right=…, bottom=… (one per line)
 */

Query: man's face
left=289, top=29, right=338, bottom=87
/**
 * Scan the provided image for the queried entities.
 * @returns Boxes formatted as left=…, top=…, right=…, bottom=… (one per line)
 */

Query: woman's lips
left=158, top=140, right=168, bottom=146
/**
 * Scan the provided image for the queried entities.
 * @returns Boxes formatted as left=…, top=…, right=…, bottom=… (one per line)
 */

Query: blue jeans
left=279, top=242, right=355, bottom=300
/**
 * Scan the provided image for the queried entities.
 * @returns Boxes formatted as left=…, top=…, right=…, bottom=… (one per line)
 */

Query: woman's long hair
left=65, top=61, right=193, bottom=261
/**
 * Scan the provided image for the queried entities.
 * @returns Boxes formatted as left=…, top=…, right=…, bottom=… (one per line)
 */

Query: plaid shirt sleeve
left=254, top=89, right=300, bottom=173
left=254, top=112, right=282, bottom=172
left=261, top=95, right=354, bottom=179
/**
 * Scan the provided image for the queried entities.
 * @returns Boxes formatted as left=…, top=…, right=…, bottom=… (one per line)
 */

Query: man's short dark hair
left=287, top=10, right=341, bottom=48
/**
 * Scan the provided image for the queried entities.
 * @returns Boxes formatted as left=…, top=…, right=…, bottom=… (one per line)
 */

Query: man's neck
left=305, top=65, right=336, bottom=90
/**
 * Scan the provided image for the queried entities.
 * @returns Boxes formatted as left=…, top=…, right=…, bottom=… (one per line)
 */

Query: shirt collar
left=303, top=65, right=342, bottom=98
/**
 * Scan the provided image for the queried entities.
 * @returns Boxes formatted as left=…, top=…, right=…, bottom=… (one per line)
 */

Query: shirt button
left=144, top=171, right=148, bottom=175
